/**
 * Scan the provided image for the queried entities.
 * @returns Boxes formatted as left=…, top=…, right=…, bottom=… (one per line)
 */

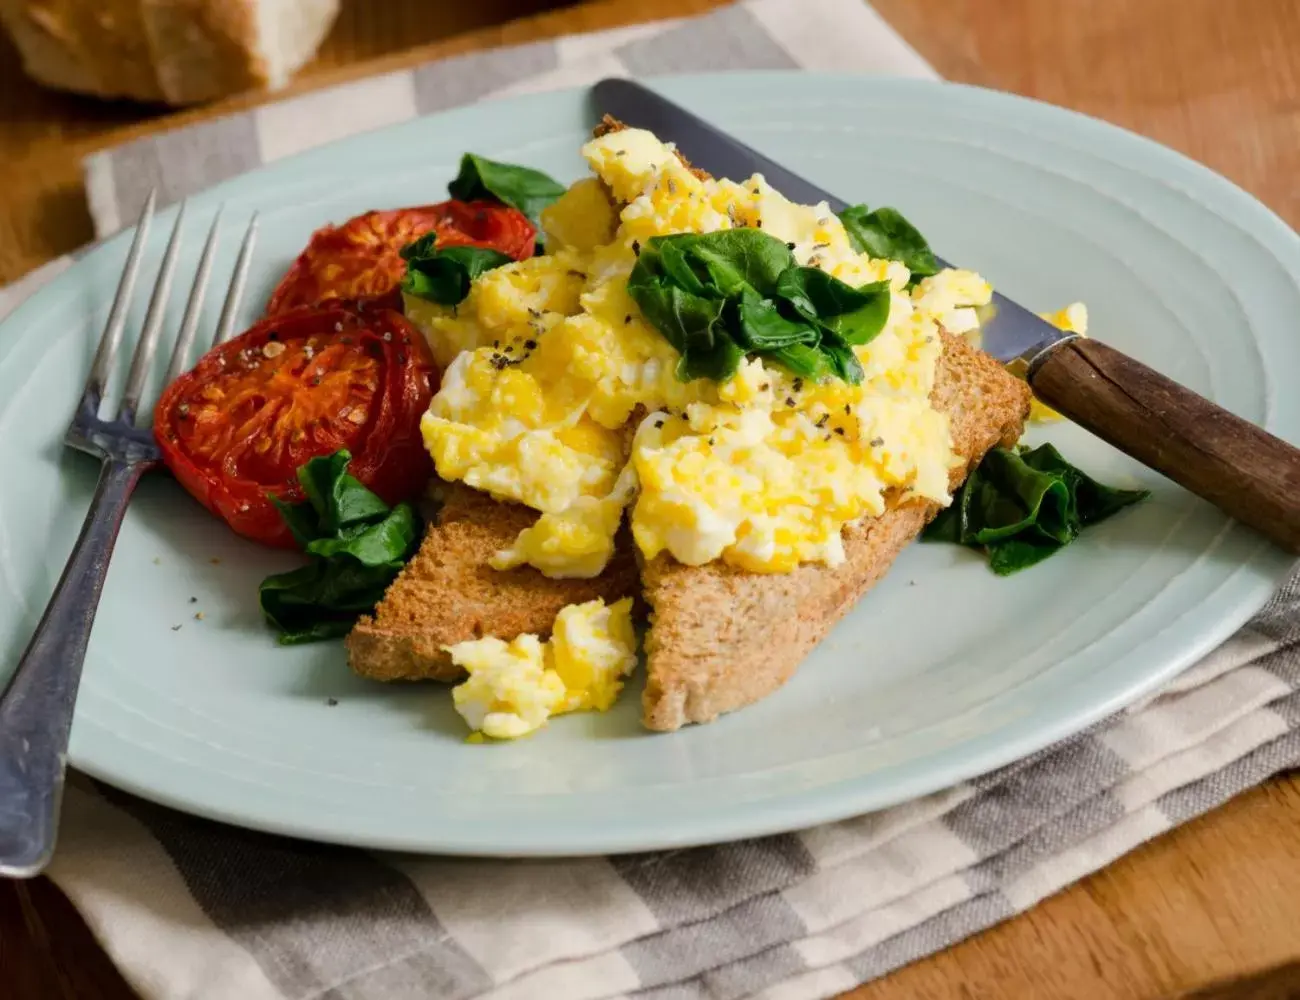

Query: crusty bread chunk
left=0, top=0, right=339, bottom=105
left=345, top=484, right=639, bottom=682
left=640, top=332, right=1031, bottom=731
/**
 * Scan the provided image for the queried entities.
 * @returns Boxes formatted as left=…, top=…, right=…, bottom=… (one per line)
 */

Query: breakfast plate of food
left=0, top=72, right=1297, bottom=856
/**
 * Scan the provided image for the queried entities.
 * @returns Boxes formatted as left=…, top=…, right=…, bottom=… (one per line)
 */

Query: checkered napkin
left=5, top=2, right=1298, bottom=998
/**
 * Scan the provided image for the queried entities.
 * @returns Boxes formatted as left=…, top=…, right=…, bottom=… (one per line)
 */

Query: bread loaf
left=0, top=0, right=340, bottom=105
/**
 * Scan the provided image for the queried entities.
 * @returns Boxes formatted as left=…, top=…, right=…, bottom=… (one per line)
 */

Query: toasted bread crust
left=345, top=484, right=639, bottom=682
left=640, top=333, right=1031, bottom=731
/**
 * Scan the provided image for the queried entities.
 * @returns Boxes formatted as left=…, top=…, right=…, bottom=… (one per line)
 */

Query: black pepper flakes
left=624, top=315, right=632, bottom=324
left=792, top=378, right=803, bottom=392
left=785, top=396, right=796, bottom=407
left=835, top=427, right=846, bottom=436
left=631, top=240, right=641, bottom=256
left=524, top=339, right=537, bottom=350
left=654, top=418, right=665, bottom=428
left=786, top=242, right=796, bottom=250
left=844, top=404, right=851, bottom=415
left=327, top=697, right=339, bottom=707
left=815, top=414, right=829, bottom=428
left=708, top=437, right=716, bottom=446
left=869, top=436, right=885, bottom=447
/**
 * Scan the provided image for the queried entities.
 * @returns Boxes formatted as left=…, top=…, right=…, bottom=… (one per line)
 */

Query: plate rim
left=7, top=70, right=1298, bottom=856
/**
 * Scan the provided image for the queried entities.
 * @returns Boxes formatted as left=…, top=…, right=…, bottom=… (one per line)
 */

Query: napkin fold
left=3, top=2, right=1296, bottom=999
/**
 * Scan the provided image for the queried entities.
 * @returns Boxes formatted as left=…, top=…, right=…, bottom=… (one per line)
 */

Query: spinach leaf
left=259, top=450, right=421, bottom=644
left=400, top=233, right=512, bottom=306
left=734, top=288, right=820, bottom=351
left=776, top=269, right=892, bottom=345
left=673, top=229, right=794, bottom=297
left=448, top=153, right=566, bottom=224
left=627, top=229, right=892, bottom=385
left=818, top=333, right=866, bottom=385
left=838, top=204, right=939, bottom=281
left=767, top=343, right=833, bottom=382
left=924, top=442, right=1149, bottom=575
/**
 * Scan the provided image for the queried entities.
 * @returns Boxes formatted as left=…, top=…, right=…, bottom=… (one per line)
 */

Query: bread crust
left=345, top=484, right=640, bottom=682
left=639, top=332, right=1031, bottom=731
left=0, top=0, right=339, bottom=104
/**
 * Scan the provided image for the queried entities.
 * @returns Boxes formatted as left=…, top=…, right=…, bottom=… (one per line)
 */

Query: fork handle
left=0, top=459, right=144, bottom=877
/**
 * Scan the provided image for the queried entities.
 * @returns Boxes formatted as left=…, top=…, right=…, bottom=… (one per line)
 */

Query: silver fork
left=0, top=194, right=260, bottom=878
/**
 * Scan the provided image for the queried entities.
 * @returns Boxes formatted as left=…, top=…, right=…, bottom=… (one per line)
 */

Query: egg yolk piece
left=403, top=250, right=588, bottom=369
left=417, top=126, right=980, bottom=578
left=447, top=634, right=567, bottom=740
left=446, top=598, right=639, bottom=740
left=1028, top=303, right=1088, bottom=422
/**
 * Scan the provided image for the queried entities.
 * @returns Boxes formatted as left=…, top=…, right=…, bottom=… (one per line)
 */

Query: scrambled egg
left=1030, top=303, right=1088, bottom=422
left=446, top=597, right=638, bottom=740
left=415, top=128, right=1012, bottom=577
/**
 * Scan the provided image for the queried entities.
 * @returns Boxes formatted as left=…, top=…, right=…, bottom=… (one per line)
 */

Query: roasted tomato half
left=264, top=200, right=537, bottom=316
left=156, top=302, right=437, bottom=549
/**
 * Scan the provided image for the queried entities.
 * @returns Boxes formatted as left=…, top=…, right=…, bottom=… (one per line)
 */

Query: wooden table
left=2, top=1, right=1298, bottom=997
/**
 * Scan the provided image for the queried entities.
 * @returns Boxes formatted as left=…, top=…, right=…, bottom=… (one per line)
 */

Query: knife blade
left=590, top=77, right=1300, bottom=554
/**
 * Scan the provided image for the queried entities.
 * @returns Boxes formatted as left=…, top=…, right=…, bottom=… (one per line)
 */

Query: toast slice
left=640, top=332, right=1031, bottom=730
left=345, top=484, right=640, bottom=681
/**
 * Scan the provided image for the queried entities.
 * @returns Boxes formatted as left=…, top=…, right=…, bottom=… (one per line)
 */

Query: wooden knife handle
left=1028, top=337, right=1300, bottom=553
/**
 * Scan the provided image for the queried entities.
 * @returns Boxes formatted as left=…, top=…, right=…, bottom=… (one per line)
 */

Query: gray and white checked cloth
left=2, top=2, right=1298, bottom=998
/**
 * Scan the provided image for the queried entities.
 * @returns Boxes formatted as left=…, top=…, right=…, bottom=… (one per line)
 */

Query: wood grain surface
left=1, top=1, right=1298, bottom=998
left=1030, top=337, right=1300, bottom=554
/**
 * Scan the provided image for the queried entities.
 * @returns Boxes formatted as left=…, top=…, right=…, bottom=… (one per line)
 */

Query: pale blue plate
left=2, top=73, right=1297, bottom=856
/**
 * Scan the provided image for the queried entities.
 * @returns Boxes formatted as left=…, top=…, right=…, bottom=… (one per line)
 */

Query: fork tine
left=163, top=206, right=223, bottom=388
left=86, top=191, right=156, bottom=403
left=120, top=201, right=187, bottom=424
left=213, top=212, right=259, bottom=348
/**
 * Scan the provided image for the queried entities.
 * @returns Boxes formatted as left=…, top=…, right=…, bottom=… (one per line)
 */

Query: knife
left=591, top=78, right=1300, bottom=554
